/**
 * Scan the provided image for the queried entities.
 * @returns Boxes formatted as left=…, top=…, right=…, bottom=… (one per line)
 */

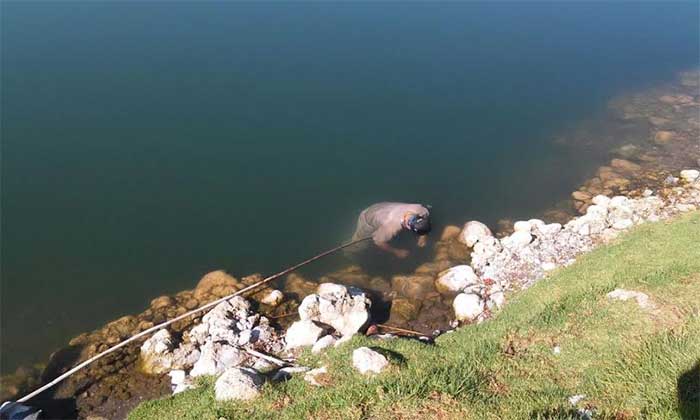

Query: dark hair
left=408, top=214, right=431, bottom=235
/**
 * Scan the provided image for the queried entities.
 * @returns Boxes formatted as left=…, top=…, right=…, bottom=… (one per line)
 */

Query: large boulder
left=435, top=265, right=479, bottom=295
left=391, top=275, right=435, bottom=300
left=298, top=283, right=371, bottom=337
left=459, top=221, right=493, bottom=247
left=194, top=270, right=240, bottom=300
left=352, top=347, right=389, bottom=375
left=214, top=367, right=264, bottom=401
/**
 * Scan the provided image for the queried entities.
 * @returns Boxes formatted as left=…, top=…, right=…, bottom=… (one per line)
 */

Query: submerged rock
left=391, top=275, right=435, bottom=301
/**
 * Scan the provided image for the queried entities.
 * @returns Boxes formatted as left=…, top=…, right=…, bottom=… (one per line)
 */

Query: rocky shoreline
left=2, top=70, right=699, bottom=419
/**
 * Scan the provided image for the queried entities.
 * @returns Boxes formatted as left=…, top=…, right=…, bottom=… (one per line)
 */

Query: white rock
left=459, top=221, right=493, bottom=247
left=173, top=382, right=196, bottom=395
left=607, top=288, right=654, bottom=309
left=190, top=342, right=244, bottom=377
left=271, top=366, right=310, bottom=382
left=539, top=223, right=562, bottom=236
left=528, top=219, right=546, bottom=229
left=168, top=370, right=186, bottom=386
left=285, top=320, right=324, bottom=349
left=612, top=219, right=634, bottom=230
left=311, top=335, right=337, bottom=354
left=680, top=169, right=700, bottom=182
left=435, top=265, right=479, bottom=294
left=304, top=366, right=328, bottom=386
left=140, top=329, right=174, bottom=374
left=503, top=230, right=532, bottom=249
left=592, top=195, right=611, bottom=208
left=542, top=262, right=557, bottom=271
left=260, top=290, right=284, bottom=306
left=352, top=347, right=389, bottom=375
left=298, top=283, right=371, bottom=337
left=334, top=334, right=354, bottom=348
left=453, top=293, right=484, bottom=321
left=568, top=394, right=586, bottom=405
left=489, top=291, right=505, bottom=308
left=513, top=220, right=532, bottom=233
left=214, top=367, right=263, bottom=401
left=553, top=346, right=561, bottom=355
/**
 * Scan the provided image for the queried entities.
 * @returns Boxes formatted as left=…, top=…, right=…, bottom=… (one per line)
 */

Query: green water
left=1, top=2, right=698, bottom=373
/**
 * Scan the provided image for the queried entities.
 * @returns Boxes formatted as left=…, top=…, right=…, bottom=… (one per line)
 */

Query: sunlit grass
left=129, top=212, right=700, bottom=420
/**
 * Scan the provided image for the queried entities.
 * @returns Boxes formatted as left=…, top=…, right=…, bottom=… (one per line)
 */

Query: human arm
left=375, top=241, right=410, bottom=258
left=417, top=235, right=428, bottom=248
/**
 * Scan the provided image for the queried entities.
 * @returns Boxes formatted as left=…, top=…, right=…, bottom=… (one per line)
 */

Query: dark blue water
left=2, top=2, right=698, bottom=373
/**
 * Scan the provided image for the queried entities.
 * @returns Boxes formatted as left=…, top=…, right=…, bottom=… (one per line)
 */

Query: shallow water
left=2, top=3, right=698, bottom=374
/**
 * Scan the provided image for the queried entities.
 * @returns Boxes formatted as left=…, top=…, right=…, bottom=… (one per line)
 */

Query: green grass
left=129, top=213, right=700, bottom=420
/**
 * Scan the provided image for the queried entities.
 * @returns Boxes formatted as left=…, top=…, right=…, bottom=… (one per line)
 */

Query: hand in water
left=394, top=249, right=410, bottom=258
left=417, top=236, right=428, bottom=248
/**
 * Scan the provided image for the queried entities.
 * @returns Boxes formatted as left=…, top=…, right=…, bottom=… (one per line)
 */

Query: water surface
left=2, top=2, right=698, bottom=373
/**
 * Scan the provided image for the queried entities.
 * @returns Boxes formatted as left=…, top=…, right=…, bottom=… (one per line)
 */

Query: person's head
left=405, top=213, right=431, bottom=236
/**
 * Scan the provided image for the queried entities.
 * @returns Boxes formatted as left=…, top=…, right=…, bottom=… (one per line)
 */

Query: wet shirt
left=352, top=202, right=430, bottom=244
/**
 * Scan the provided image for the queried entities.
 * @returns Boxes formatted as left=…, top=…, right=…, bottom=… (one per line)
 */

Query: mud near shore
left=2, top=70, right=699, bottom=420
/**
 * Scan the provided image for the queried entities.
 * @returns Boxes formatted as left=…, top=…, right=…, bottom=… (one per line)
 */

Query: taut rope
left=17, top=237, right=371, bottom=403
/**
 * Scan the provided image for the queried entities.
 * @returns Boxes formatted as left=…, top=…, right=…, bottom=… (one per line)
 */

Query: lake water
left=2, top=2, right=698, bottom=374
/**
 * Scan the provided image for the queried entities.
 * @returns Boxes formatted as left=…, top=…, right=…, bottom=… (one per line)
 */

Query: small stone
left=168, top=370, right=186, bottom=385
left=260, top=290, right=284, bottom=306
left=285, top=320, right=324, bottom=349
left=542, top=262, right=557, bottom=271
left=607, top=289, right=654, bottom=309
left=453, top=293, right=484, bottom=322
left=553, top=346, right=561, bottom=355
left=654, top=131, right=675, bottom=144
left=610, top=158, right=641, bottom=174
left=150, top=296, right=174, bottom=310
left=504, top=231, right=532, bottom=249
left=214, top=367, right=263, bottom=401
left=304, top=366, right=328, bottom=387
left=352, top=347, right=389, bottom=375
left=568, top=394, right=586, bottom=406
left=312, top=335, right=337, bottom=354
left=612, top=219, right=634, bottom=230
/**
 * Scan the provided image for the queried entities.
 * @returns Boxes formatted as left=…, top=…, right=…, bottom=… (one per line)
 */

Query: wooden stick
left=376, top=324, right=425, bottom=336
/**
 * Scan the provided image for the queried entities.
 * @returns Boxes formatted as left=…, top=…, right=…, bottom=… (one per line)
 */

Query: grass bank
left=130, top=212, right=700, bottom=420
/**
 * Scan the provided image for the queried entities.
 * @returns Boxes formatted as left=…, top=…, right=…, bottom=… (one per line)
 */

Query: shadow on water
left=677, top=361, right=700, bottom=420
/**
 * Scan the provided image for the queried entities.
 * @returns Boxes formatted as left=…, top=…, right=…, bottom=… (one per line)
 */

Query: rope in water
left=17, top=236, right=372, bottom=403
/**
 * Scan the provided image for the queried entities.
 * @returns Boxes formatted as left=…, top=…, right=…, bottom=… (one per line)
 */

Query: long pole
left=17, top=237, right=371, bottom=403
